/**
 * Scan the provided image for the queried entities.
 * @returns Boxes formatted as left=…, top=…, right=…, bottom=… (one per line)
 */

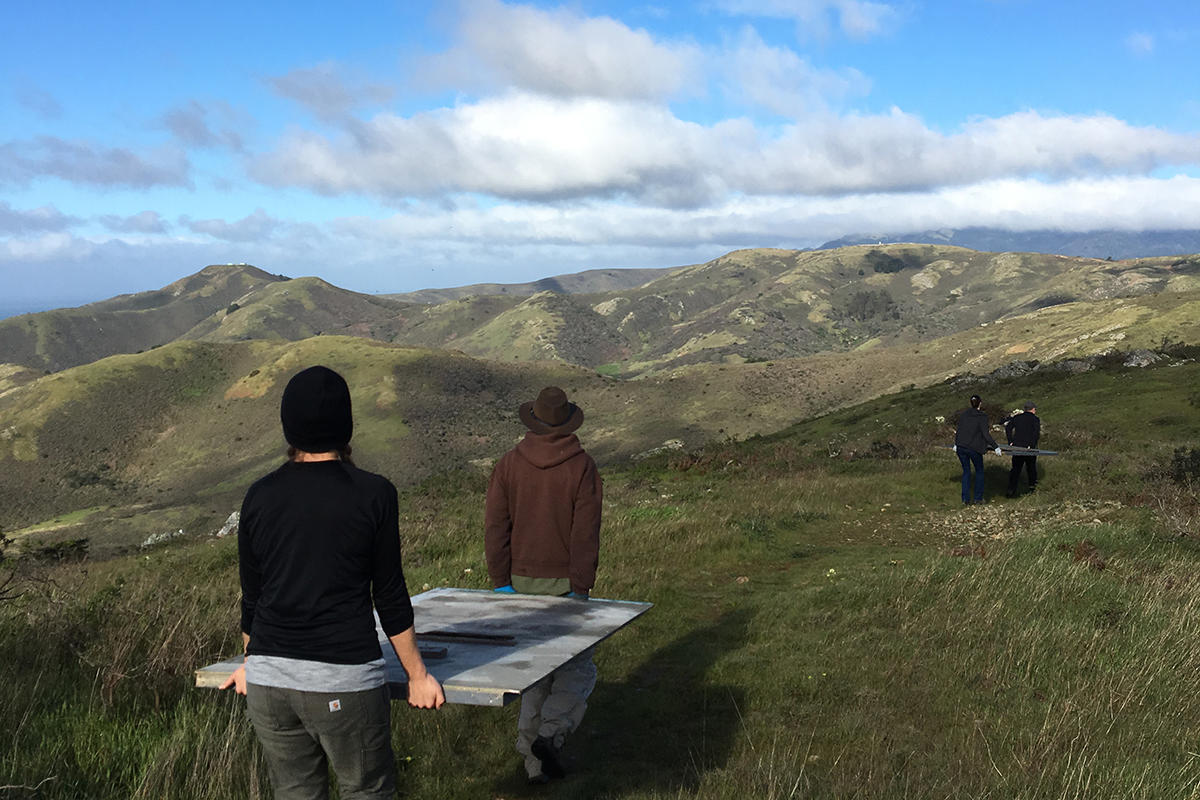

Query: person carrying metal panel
left=485, top=386, right=602, bottom=784
left=1003, top=401, right=1042, bottom=496
left=220, top=365, right=444, bottom=800
left=953, top=394, right=1002, bottom=505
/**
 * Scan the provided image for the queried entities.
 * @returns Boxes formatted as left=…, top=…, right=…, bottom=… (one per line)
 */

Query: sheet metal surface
left=940, top=444, right=1059, bottom=456
left=196, top=588, right=651, bottom=706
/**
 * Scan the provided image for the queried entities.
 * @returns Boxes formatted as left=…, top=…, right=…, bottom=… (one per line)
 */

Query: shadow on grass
left=491, top=609, right=751, bottom=798
left=945, top=463, right=1025, bottom=502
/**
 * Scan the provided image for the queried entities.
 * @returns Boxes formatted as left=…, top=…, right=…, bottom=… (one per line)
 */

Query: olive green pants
left=246, top=683, right=395, bottom=800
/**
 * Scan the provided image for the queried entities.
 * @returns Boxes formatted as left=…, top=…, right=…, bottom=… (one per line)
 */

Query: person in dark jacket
left=1003, top=401, right=1041, bottom=496
left=485, top=386, right=602, bottom=784
left=220, top=366, right=444, bottom=800
left=954, top=394, right=1002, bottom=505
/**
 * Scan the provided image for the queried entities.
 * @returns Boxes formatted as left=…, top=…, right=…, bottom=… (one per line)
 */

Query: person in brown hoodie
left=485, top=386, right=602, bottom=784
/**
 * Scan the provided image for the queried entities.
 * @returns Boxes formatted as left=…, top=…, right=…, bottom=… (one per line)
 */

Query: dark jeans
left=1008, top=455, right=1038, bottom=494
left=246, top=683, right=395, bottom=800
left=957, top=447, right=984, bottom=503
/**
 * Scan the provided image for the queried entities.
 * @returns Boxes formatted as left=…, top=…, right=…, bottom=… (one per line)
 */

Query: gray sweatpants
left=517, top=647, right=598, bottom=778
left=246, top=683, right=395, bottom=800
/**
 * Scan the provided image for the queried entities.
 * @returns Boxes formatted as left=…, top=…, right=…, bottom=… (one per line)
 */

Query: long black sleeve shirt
left=238, top=460, right=414, bottom=664
left=1003, top=412, right=1041, bottom=448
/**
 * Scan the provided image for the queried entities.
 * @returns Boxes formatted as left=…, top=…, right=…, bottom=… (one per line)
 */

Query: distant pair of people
left=222, top=368, right=600, bottom=797
left=953, top=394, right=1041, bottom=504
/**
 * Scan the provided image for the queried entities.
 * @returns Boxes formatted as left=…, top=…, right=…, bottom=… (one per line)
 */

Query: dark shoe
left=528, top=774, right=551, bottom=786
left=531, top=736, right=566, bottom=779
left=1005, top=491, right=1015, bottom=498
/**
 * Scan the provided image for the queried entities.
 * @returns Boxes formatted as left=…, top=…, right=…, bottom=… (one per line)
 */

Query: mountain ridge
left=383, top=265, right=682, bottom=304
left=4, top=245, right=1200, bottom=376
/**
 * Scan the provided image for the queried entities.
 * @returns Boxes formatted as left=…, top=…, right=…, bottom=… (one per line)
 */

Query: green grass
left=2, top=362, right=1200, bottom=798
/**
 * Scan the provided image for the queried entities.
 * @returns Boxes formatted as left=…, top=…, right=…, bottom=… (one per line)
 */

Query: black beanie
left=280, top=366, right=353, bottom=452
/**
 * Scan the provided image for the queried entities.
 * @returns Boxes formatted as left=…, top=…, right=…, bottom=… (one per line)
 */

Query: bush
left=845, top=289, right=898, bottom=322
left=0, top=532, right=18, bottom=602
left=1168, top=447, right=1200, bottom=485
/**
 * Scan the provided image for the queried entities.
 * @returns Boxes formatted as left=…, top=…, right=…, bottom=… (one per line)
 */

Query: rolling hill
left=4, top=241, right=1200, bottom=555
left=383, top=265, right=681, bottom=304
left=0, top=265, right=286, bottom=372
left=3, top=277, right=1198, bottom=558
left=4, top=245, right=1200, bottom=379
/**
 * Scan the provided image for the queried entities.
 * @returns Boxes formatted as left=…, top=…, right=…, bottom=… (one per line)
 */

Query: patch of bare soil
left=909, top=499, right=1129, bottom=544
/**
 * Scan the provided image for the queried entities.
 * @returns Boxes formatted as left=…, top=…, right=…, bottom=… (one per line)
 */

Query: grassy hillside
left=0, top=265, right=284, bottom=371
left=577, top=246, right=1200, bottom=374
left=8, top=246, right=1199, bottom=379
left=375, top=246, right=1200, bottom=375
left=2, top=358, right=1198, bottom=798
left=182, top=275, right=415, bottom=343
left=384, top=266, right=681, bottom=304
left=5, top=280, right=1200, bottom=559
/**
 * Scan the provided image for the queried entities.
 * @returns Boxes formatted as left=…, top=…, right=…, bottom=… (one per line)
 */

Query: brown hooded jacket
left=484, top=431, right=602, bottom=595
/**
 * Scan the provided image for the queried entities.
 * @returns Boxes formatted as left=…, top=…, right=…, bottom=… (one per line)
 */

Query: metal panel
left=940, top=445, right=1058, bottom=456
left=196, top=588, right=652, bottom=707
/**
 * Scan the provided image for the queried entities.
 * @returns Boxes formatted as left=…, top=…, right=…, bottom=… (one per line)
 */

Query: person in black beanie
left=221, top=365, right=444, bottom=799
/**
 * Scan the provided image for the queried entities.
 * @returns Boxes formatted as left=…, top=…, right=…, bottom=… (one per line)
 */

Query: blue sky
left=2, top=0, right=1199, bottom=315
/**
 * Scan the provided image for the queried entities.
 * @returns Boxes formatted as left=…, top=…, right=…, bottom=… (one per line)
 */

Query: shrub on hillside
left=1168, top=447, right=1200, bottom=485
left=845, top=289, right=898, bottom=322
left=0, top=531, right=18, bottom=603
left=865, top=249, right=922, bottom=273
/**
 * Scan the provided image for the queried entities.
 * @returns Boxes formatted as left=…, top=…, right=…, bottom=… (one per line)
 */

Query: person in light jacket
left=954, top=394, right=1002, bottom=505
left=485, top=386, right=602, bottom=784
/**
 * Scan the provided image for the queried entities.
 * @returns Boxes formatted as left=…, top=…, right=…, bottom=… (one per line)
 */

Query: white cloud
left=735, top=110, right=1200, bottom=194
left=253, top=93, right=722, bottom=204
left=723, top=26, right=870, bottom=117
left=328, top=175, right=1200, bottom=250
left=0, top=201, right=79, bottom=234
left=251, top=97, right=1200, bottom=204
left=182, top=208, right=281, bottom=242
left=99, top=210, right=170, bottom=234
left=8, top=173, right=1200, bottom=310
left=162, top=101, right=245, bottom=150
left=0, top=136, right=191, bottom=189
left=267, top=62, right=395, bottom=120
left=712, top=0, right=901, bottom=39
left=422, top=0, right=703, bottom=100
left=0, top=231, right=95, bottom=262
left=1125, top=32, right=1155, bottom=56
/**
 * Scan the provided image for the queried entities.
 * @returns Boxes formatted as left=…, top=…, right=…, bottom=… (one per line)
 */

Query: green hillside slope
left=182, top=276, right=412, bottom=342
left=6, top=247, right=1199, bottom=379
left=3, top=283, right=1198, bottom=559
left=0, top=265, right=285, bottom=371
left=371, top=245, right=1200, bottom=375
left=383, top=265, right=680, bottom=304
left=3, top=357, right=1198, bottom=799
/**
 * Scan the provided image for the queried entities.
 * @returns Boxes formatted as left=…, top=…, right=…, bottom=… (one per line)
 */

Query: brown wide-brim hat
left=519, top=386, right=583, bottom=435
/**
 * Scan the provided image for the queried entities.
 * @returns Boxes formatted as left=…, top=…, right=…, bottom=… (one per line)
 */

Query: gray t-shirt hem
left=246, top=655, right=386, bottom=692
